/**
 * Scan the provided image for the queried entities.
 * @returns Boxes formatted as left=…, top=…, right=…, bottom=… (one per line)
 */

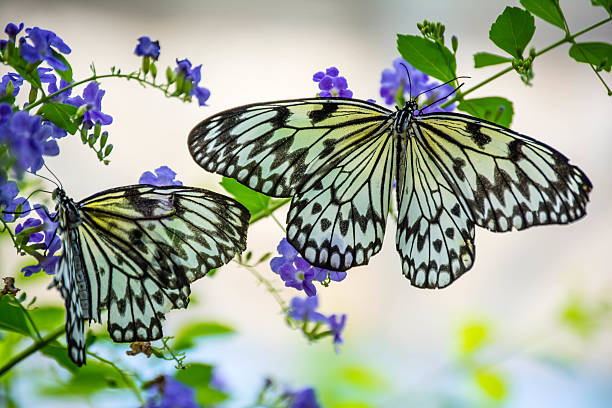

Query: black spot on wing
left=466, top=122, right=491, bottom=148
left=270, top=106, right=290, bottom=128
left=308, top=103, right=338, bottom=123
left=508, top=139, right=525, bottom=161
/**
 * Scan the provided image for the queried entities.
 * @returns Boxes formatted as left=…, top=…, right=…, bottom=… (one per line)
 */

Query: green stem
left=88, top=351, right=144, bottom=404
left=442, top=16, right=612, bottom=107
left=24, top=72, right=168, bottom=111
left=16, top=302, right=42, bottom=341
left=0, top=326, right=63, bottom=377
left=239, top=262, right=288, bottom=311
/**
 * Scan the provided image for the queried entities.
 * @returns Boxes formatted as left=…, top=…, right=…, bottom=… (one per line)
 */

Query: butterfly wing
left=396, top=112, right=592, bottom=288
left=414, top=113, right=592, bottom=231
left=395, top=135, right=476, bottom=288
left=54, top=185, right=249, bottom=365
left=189, top=98, right=397, bottom=269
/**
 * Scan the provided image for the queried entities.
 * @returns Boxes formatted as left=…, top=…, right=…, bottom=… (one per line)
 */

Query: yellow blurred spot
left=459, top=321, right=489, bottom=355
left=474, top=369, right=507, bottom=401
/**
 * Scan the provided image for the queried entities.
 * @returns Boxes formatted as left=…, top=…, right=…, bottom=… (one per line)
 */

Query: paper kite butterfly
left=187, top=96, right=591, bottom=289
left=49, top=184, right=249, bottom=365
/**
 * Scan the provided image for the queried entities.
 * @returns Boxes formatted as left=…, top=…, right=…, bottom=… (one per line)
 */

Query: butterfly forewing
left=414, top=113, right=592, bottom=232
left=52, top=185, right=249, bottom=366
left=188, top=98, right=392, bottom=197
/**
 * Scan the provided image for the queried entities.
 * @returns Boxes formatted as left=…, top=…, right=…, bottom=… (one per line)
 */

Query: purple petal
left=325, top=67, right=339, bottom=77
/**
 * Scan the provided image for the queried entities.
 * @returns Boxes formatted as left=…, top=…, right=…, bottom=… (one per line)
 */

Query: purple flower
left=313, top=67, right=353, bottom=98
left=17, top=206, right=60, bottom=276
left=20, top=27, right=71, bottom=71
left=1, top=23, right=24, bottom=49
left=66, top=82, right=112, bottom=125
left=0, top=110, right=60, bottom=173
left=139, top=166, right=183, bottom=186
left=328, top=314, right=347, bottom=353
left=174, top=59, right=210, bottom=106
left=145, top=376, right=199, bottom=408
left=271, top=238, right=342, bottom=293
left=380, top=58, right=430, bottom=106
left=0, top=103, right=12, bottom=124
left=0, top=73, right=24, bottom=97
left=280, top=258, right=316, bottom=296
left=135, top=36, right=160, bottom=60
left=290, top=387, right=320, bottom=408
left=379, top=58, right=456, bottom=113
left=289, top=296, right=327, bottom=323
left=45, top=75, right=73, bottom=103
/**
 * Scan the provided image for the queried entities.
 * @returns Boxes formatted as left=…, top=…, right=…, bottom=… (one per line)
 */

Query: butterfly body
left=49, top=184, right=249, bottom=365
left=188, top=97, right=591, bottom=289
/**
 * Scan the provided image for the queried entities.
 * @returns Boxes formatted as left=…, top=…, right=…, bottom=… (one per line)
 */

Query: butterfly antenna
left=26, top=170, right=60, bottom=189
left=419, top=81, right=466, bottom=114
left=414, top=76, right=470, bottom=99
left=43, top=163, right=63, bottom=189
left=400, top=63, right=413, bottom=99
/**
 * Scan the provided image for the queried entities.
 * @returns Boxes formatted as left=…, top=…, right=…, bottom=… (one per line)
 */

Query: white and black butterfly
left=49, top=184, right=249, bottom=365
left=187, top=97, right=591, bottom=289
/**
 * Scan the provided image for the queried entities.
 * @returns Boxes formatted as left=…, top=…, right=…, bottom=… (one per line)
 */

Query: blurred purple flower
left=139, top=166, right=183, bottom=186
left=174, top=58, right=210, bottom=106
left=66, top=82, right=113, bottom=125
left=145, top=376, right=200, bottom=408
left=0, top=110, right=60, bottom=173
left=289, top=296, right=327, bottom=323
left=135, top=36, right=160, bottom=60
left=290, top=387, right=320, bottom=408
left=0, top=103, right=12, bottom=124
left=380, top=58, right=429, bottom=105
left=328, top=314, right=347, bottom=353
left=421, top=82, right=457, bottom=113
left=313, top=66, right=353, bottom=98
left=0, top=73, right=24, bottom=97
left=20, top=27, right=71, bottom=71
left=1, top=22, right=24, bottom=49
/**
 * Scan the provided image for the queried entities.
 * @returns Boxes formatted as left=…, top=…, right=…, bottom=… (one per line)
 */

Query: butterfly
left=49, top=184, right=249, bottom=366
left=187, top=96, right=592, bottom=290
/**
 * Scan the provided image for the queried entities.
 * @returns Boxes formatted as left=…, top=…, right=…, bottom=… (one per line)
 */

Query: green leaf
left=30, top=306, right=65, bottom=331
left=474, top=369, right=506, bottom=400
left=489, top=7, right=535, bottom=58
left=220, top=177, right=267, bottom=217
left=474, top=52, right=512, bottom=68
left=569, top=42, right=612, bottom=72
left=0, top=296, right=33, bottom=337
left=175, top=364, right=228, bottom=405
left=397, top=34, right=456, bottom=83
left=40, top=362, right=128, bottom=395
left=591, top=0, right=612, bottom=16
left=459, top=321, right=489, bottom=355
left=173, top=322, right=235, bottom=351
left=457, top=97, right=514, bottom=127
left=41, top=341, right=79, bottom=373
left=520, top=0, right=565, bottom=30
left=37, top=102, right=79, bottom=134
left=51, top=51, right=73, bottom=83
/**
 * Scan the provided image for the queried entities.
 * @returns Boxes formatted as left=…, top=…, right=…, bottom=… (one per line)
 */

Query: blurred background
left=1, top=0, right=611, bottom=406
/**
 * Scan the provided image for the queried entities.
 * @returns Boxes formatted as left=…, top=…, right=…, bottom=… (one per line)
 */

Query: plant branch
left=0, top=326, right=63, bottom=377
left=88, top=351, right=144, bottom=404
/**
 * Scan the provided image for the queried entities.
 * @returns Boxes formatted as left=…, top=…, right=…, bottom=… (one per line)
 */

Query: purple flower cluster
left=16, top=206, right=61, bottom=276
left=289, top=296, right=347, bottom=353
left=380, top=57, right=456, bottom=112
left=270, top=238, right=346, bottom=297
left=0, top=106, right=62, bottom=174
left=19, top=26, right=71, bottom=71
left=145, top=376, right=199, bottom=408
left=0, top=175, right=29, bottom=221
left=0, top=23, right=23, bottom=50
left=0, top=72, right=23, bottom=98
left=174, top=59, right=210, bottom=106
left=135, top=36, right=160, bottom=60
left=313, top=67, right=353, bottom=98
left=66, top=82, right=113, bottom=126
left=139, top=166, right=183, bottom=186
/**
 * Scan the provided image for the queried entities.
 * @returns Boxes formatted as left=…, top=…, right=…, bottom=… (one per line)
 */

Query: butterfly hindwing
left=396, top=135, right=475, bottom=288
left=414, top=113, right=592, bottom=232
left=52, top=185, right=249, bottom=365
left=287, top=116, right=396, bottom=270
